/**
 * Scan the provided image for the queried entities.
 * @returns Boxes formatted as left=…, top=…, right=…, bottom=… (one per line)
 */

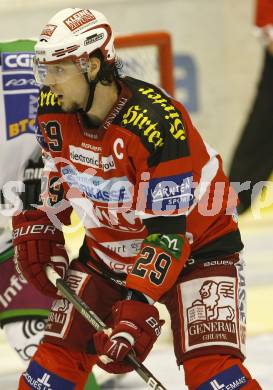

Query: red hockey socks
left=18, top=342, right=98, bottom=389
left=183, top=354, right=262, bottom=389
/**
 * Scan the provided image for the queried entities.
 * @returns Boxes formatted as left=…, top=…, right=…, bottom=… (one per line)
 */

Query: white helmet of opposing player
left=33, top=8, right=116, bottom=85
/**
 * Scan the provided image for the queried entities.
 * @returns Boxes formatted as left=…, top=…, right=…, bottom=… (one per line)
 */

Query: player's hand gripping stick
left=46, top=266, right=168, bottom=390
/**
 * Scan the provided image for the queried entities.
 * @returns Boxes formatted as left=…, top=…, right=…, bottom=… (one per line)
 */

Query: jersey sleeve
left=126, top=94, right=194, bottom=235
left=125, top=92, right=193, bottom=301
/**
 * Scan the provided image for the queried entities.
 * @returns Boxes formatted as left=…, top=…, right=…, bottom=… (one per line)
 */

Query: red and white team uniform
left=21, top=76, right=261, bottom=387
left=38, top=77, right=242, bottom=282
left=14, top=76, right=261, bottom=390
left=13, top=6, right=261, bottom=388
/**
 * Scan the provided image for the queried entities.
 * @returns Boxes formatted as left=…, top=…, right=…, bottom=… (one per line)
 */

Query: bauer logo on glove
left=12, top=209, right=69, bottom=297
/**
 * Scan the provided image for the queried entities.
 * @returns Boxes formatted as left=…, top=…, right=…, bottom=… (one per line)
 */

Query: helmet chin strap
left=83, top=73, right=99, bottom=113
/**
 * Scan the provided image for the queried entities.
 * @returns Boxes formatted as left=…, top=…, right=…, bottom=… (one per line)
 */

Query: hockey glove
left=93, top=300, right=164, bottom=373
left=12, top=209, right=69, bottom=297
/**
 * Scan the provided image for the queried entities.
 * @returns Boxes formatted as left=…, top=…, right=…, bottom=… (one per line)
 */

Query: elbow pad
left=126, top=233, right=190, bottom=301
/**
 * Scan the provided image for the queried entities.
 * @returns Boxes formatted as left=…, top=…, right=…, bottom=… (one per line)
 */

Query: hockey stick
left=84, top=259, right=126, bottom=288
left=46, top=266, right=168, bottom=390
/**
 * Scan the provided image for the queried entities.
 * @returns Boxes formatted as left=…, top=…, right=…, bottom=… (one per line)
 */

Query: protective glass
left=33, top=58, right=89, bottom=86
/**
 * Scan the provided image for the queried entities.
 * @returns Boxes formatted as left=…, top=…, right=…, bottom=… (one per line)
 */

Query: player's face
left=44, top=61, right=89, bottom=112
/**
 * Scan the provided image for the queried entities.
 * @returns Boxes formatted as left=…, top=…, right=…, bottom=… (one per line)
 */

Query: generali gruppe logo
left=46, top=270, right=88, bottom=339
left=64, top=9, right=96, bottom=32
left=182, top=277, right=239, bottom=351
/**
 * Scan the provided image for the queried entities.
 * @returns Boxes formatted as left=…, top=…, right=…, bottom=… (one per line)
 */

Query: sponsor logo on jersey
left=147, top=172, right=193, bottom=212
left=69, top=145, right=116, bottom=171
left=102, top=239, right=143, bottom=257
left=90, top=205, right=145, bottom=233
left=47, top=298, right=69, bottom=327
left=82, top=129, right=100, bottom=140
left=139, top=86, right=187, bottom=141
left=2, top=52, right=34, bottom=71
left=84, top=33, right=104, bottom=46
left=181, top=276, right=239, bottom=352
left=101, top=155, right=115, bottom=171
left=61, top=165, right=132, bottom=203
left=103, top=97, right=128, bottom=129
left=40, top=24, right=57, bottom=38
left=121, top=105, right=164, bottom=148
left=64, top=9, right=96, bottom=32
left=46, top=270, right=88, bottom=339
left=69, top=145, right=100, bottom=168
left=197, top=365, right=247, bottom=390
left=121, top=87, right=187, bottom=149
left=80, top=142, right=102, bottom=152
left=38, top=90, right=61, bottom=107
left=93, top=247, right=135, bottom=274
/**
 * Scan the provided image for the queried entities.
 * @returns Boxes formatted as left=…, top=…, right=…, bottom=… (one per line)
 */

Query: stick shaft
left=46, top=266, right=167, bottom=390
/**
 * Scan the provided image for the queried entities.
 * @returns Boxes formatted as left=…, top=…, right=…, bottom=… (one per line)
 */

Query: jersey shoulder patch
left=116, top=77, right=190, bottom=164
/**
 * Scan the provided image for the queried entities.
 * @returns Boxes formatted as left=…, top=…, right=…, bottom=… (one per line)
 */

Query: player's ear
left=88, top=56, right=101, bottom=80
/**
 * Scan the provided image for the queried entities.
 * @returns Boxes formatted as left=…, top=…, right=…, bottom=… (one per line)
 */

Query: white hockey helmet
left=33, top=8, right=116, bottom=84
left=35, top=8, right=115, bottom=63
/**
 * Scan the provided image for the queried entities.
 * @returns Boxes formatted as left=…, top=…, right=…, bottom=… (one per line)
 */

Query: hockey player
left=12, top=8, right=262, bottom=390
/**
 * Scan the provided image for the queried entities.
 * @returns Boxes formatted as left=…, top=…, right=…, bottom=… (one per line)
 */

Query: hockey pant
left=18, top=254, right=261, bottom=389
left=18, top=259, right=125, bottom=389
left=162, top=251, right=261, bottom=389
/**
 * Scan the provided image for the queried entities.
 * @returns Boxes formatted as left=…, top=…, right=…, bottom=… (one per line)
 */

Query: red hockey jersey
left=37, top=77, right=242, bottom=276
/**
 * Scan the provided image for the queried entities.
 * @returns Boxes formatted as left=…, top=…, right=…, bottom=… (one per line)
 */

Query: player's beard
left=61, top=100, right=82, bottom=113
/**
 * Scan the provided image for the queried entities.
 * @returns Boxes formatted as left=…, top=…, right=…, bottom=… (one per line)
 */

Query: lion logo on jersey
left=187, top=280, right=235, bottom=323
left=51, top=298, right=70, bottom=313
